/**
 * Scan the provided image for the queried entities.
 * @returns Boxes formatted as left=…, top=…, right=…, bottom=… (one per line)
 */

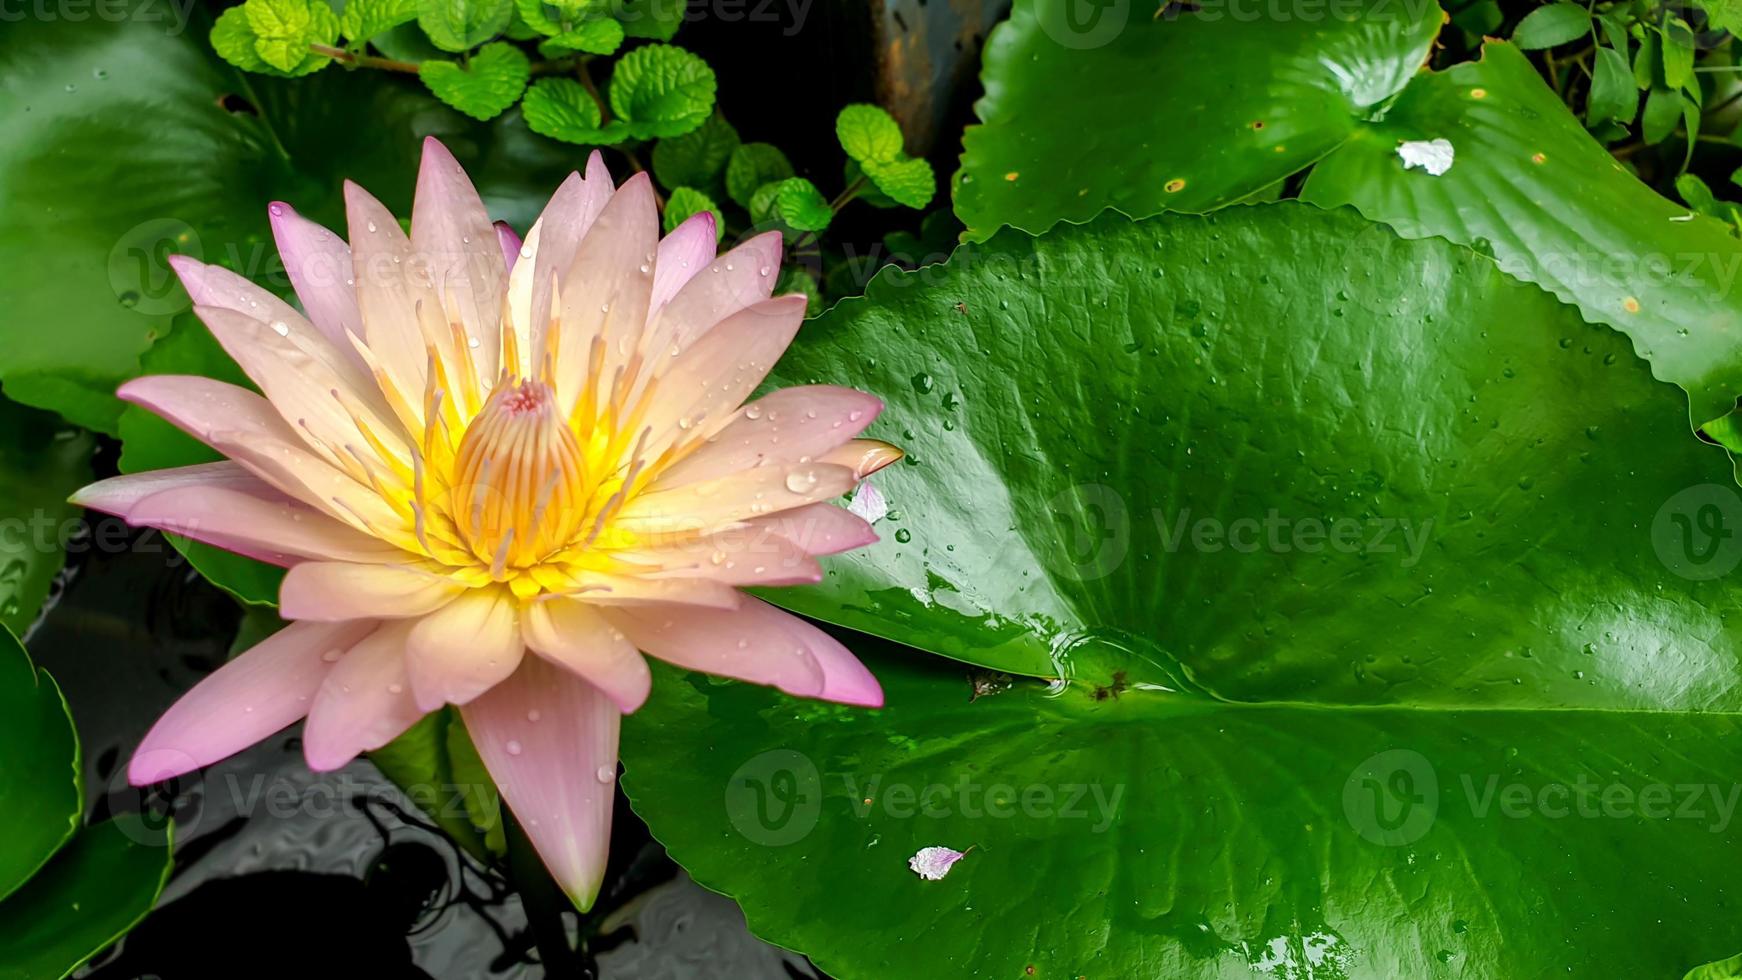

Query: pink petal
left=547, top=572, right=744, bottom=610
left=117, top=376, right=409, bottom=539
left=302, top=620, right=425, bottom=771
left=495, top=221, right=522, bottom=271
left=128, top=620, right=375, bottom=785
left=818, top=438, right=905, bottom=479
left=279, top=561, right=466, bottom=621
left=607, top=599, right=881, bottom=706
left=72, top=461, right=264, bottom=515
left=508, top=153, right=613, bottom=376
left=604, top=598, right=826, bottom=700
left=615, top=461, right=858, bottom=539
left=644, top=231, right=783, bottom=356
left=780, top=609, right=883, bottom=707
left=617, top=526, right=821, bottom=587
left=650, top=210, right=717, bottom=312
left=190, top=303, right=406, bottom=469
left=652, top=385, right=883, bottom=489
left=412, top=137, right=506, bottom=379
left=170, top=257, right=376, bottom=399
left=637, top=294, right=808, bottom=457
left=522, top=598, right=652, bottom=713
left=745, top=502, right=878, bottom=556
left=406, top=588, right=525, bottom=711
left=126, top=483, right=404, bottom=567
left=345, top=180, right=441, bottom=397
left=460, top=655, right=620, bottom=910
left=267, top=201, right=365, bottom=364
left=551, top=172, right=658, bottom=416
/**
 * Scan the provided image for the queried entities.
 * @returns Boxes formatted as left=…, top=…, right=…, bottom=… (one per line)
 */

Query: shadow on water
left=29, top=521, right=824, bottom=980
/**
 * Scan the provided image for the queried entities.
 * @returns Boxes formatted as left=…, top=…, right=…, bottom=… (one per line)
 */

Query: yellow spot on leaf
left=1531, top=152, right=1546, bottom=165
left=1470, top=88, right=1487, bottom=99
left=1164, top=178, right=1186, bottom=193
left=1623, top=296, right=1641, bottom=313
left=1004, top=171, right=1019, bottom=182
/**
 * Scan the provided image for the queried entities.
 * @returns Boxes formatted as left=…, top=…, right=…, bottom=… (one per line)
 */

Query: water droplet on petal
left=596, top=765, right=615, bottom=783
left=506, top=740, right=523, bottom=756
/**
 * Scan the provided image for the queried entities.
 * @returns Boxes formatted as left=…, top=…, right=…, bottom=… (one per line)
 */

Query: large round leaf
left=0, top=626, right=80, bottom=904
left=0, top=1, right=573, bottom=433
left=0, top=396, right=92, bottom=634
left=952, top=0, right=1441, bottom=242
left=1303, top=41, right=1742, bottom=433
left=621, top=204, right=1742, bottom=976
left=0, top=819, right=174, bottom=980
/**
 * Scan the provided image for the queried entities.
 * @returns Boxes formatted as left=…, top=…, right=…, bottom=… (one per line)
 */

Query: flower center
left=451, top=378, right=588, bottom=570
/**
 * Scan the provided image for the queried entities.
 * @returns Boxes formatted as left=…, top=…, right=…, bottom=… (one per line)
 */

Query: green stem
left=505, top=812, right=584, bottom=975
left=309, top=44, right=420, bottom=74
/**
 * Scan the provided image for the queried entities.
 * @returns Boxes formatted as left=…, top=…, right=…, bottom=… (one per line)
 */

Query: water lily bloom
left=74, top=138, right=897, bottom=907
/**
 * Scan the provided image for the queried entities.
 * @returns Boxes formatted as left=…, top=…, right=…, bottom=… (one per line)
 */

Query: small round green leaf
left=835, top=103, right=904, bottom=164
left=652, top=111, right=739, bottom=191
left=750, top=177, right=831, bottom=232
left=521, top=77, right=628, bottom=144
left=862, top=156, right=934, bottom=209
left=245, top=0, right=340, bottom=72
left=663, top=186, right=723, bottom=238
left=417, top=0, right=514, bottom=53
left=725, top=142, right=793, bottom=209
left=341, top=0, right=419, bottom=44
left=607, top=43, right=716, bottom=140
left=419, top=42, right=531, bottom=121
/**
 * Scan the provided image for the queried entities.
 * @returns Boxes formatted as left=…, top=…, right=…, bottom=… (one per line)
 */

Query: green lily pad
left=0, top=396, right=92, bottom=634
left=1303, top=41, right=1742, bottom=432
left=622, top=204, right=1742, bottom=977
left=0, top=626, right=80, bottom=903
left=952, top=0, right=1441, bottom=242
left=0, top=819, right=174, bottom=980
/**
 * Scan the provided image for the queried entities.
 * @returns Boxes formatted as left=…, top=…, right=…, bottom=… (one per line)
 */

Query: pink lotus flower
left=74, top=138, right=897, bottom=907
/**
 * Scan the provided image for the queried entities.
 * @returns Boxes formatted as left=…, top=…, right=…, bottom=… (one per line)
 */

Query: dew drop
left=271, top=320, right=290, bottom=337
left=745, top=405, right=763, bottom=420
left=785, top=470, right=819, bottom=493
left=506, top=740, right=524, bottom=756
left=596, top=765, right=616, bottom=783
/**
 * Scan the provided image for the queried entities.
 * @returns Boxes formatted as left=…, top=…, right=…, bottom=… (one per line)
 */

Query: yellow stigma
left=452, top=379, right=588, bottom=570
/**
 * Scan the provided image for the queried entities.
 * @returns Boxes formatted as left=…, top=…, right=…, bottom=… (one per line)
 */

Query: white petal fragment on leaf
left=908, top=845, right=967, bottom=881
left=1396, top=138, right=1455, bottom=176
left=846, top=480, right=888, bottom=524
